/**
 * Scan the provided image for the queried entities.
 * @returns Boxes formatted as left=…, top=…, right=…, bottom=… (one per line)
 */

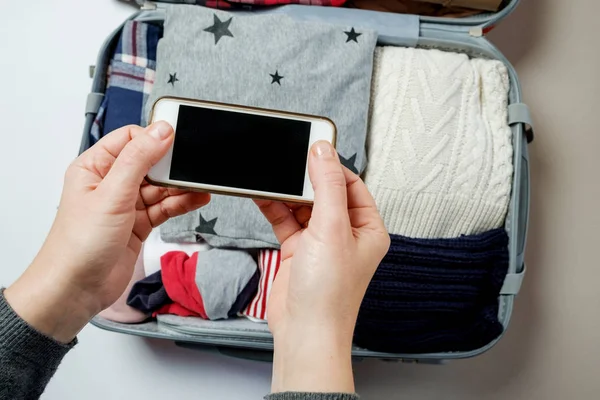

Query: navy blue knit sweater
left=354, top=228, right=509, bottom=354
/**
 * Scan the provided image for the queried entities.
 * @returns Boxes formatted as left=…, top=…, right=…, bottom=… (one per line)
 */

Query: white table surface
left=1, top=0, right=598, bottom=399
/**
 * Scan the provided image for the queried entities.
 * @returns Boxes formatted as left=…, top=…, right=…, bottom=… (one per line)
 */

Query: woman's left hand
left=5, top=122, right=209, bottom=342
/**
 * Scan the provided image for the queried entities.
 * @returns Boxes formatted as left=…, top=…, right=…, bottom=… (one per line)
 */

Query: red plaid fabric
left=194, top=0, right=346, bottom=8
left=125, top=0, right=346, bottom=9
left=228, top=0, right=346, bottom=5
left=196, top=0, right=234, bottom=8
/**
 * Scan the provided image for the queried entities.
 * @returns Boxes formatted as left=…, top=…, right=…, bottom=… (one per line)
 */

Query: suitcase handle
left=508, top=103, right=534, bottom=143
left=508, top=103, right=533, bottom=273
left=515, top=127, right=530, bottom=273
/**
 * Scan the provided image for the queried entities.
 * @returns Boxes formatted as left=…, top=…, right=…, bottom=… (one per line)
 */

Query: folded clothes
left=364, top=46, right=513, bottom=239
left=90, top=21, right=162, bottom=144
left=143, top=228, right=210, bottom=277
left=152, top=5, right=377, bottom=249
left=124, top=0, right=346, bottom=10
left=242, top=249, right=281, bottom=322
left=226, top=0, right=347, bottom=6
left=98, top=246, right=149, bottom=324
left=155, top=248, right=259, bottom=320
left=354, top=228, right=509, bottom=354
left=160, top=198, right=280, bottom=249
left=126, top=271, right=170, bottom=314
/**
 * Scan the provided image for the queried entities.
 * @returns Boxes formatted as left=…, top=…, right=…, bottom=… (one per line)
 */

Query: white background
left=0, top=0, right=599, bottom=398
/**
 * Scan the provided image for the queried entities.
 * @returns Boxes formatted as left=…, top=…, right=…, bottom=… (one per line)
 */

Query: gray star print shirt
left=147, top=5, right=377, bottom=249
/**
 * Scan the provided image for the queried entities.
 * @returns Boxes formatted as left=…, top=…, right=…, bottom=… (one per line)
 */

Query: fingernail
left=312, top=141, right=334, bottom=159
left=149, top=121, right=173, bottom=140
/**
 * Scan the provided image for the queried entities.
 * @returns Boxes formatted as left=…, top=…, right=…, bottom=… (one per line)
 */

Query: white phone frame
left=147, top=97, right=337, bottom=204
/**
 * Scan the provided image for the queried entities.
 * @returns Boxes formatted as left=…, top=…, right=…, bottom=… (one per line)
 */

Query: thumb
left=99, top=121, right=174, bottom=203
left=307, top=141, right=350, bottom=234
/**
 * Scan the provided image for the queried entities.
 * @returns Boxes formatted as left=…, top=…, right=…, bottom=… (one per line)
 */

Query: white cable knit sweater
left=364, top=47, right=513, bottom=239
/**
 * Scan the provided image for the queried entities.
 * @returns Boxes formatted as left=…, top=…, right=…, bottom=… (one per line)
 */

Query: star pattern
left=339, top=153, right=359, bottom=174
left=161, top=18, right=367, bottom=185
left=344, top=28, right=362, bottom=43
left=204, top=14, right=234, bottom=45
left=195, top=213, right=218, bottom=235
left=270, top=70, right=284, bottom=85
left=168, top=73, right=179, bottom=87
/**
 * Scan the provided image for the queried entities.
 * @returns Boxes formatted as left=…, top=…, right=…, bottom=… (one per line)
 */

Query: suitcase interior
left=84, top=0, right=531, bottom=363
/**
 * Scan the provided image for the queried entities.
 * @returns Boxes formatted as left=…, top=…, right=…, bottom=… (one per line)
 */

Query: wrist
left=4, top=257, right=98, bottom=343
left=271, top=322, right=355, bottom=393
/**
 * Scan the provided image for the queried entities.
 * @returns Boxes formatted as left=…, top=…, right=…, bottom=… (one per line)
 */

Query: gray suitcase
left=82, top=0, right=533, bottom=364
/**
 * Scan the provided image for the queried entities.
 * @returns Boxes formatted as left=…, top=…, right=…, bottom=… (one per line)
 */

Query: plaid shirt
left=125, top=0, right=346, bottom=10
left=90, top=21, right=162, bottom=143
left=228, top=0, right=346, bottom=5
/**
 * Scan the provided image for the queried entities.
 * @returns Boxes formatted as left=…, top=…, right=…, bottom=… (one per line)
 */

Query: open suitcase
left=83, top=0, right=533, bottom=364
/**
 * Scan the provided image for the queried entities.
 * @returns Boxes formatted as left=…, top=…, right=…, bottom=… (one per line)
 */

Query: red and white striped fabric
left=242, top=249, right=281, bottom=322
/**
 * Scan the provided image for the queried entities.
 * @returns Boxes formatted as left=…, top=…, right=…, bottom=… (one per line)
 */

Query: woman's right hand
left=256, top=141, right=390, bottom=394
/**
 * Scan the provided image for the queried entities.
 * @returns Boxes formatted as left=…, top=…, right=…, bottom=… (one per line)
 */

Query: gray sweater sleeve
left=0, top=289, right=76, bottom=400
left=266, top=394, right=359, bottom=400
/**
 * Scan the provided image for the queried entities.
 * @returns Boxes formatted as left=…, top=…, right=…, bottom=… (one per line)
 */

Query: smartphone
left=147, top=97, right=337, bottom=203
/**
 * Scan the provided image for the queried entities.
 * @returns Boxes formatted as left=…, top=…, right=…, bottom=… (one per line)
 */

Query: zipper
left=420, top=21, right=486, bottom=39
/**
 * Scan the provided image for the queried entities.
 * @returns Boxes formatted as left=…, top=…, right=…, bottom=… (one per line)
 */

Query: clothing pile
left=123, top=0, right=510, bottom=17
left=97, top=1, right=513, bottom=354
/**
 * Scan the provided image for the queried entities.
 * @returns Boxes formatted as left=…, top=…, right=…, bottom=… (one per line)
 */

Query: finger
left=284, top=203, right=305, bottom=210
left=342, top=167, right=376, bottom=209
left=292, top=206, right=312, bottom=228
left=98, top=121, right=174, bottom=205
left=145, top=192, right=211, bottom=228
left=284, top=203, right=312, bottom=226
left=70, top=125, right=148, bottom=188
left=340, top=168, right=390, bottom=256
left=140, top=184, right=192, bottom=206
left=341, top=167, right=385, bottom=231
left=307, top=141, right=350, bottom=233
left=79, top=124, right=147, bottom=164
left=254, top=200, right=302, bottom=245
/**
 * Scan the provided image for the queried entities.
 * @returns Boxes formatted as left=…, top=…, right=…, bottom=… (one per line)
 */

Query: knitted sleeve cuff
left=0, top=288, right=76, bottom=367
left=265, top=393, right=360, bottom=400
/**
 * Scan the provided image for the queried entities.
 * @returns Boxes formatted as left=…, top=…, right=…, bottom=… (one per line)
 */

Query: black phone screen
left=169, top=105, right=311, bottom=196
